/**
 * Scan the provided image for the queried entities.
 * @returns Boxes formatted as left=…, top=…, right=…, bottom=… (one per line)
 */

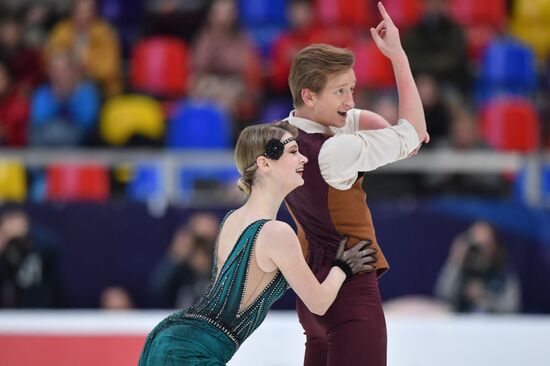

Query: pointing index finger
left=378, top=2, right=394, bottom=26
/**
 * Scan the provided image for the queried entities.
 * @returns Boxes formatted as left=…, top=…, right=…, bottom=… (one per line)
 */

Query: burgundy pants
left=296, top=270, right=387, bottom=366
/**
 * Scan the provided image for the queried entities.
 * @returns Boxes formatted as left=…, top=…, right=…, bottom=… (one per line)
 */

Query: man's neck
left=293, top=107, right=316, bottom=121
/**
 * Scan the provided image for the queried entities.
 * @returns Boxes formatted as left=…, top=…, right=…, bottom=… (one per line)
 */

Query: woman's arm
left=256, top=221, right=374, bottom=316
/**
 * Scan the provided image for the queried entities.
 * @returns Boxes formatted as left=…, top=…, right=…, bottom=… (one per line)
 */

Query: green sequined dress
left=139, top=214, right=288, bottom=365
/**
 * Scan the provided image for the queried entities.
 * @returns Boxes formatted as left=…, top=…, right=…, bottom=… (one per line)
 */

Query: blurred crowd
left=0, top=205, right=220, bottom=311
left=0, top=0, right=547, bottom=204
left=1, top=206, right=523, bottom=314
left=0, top=0, right=547, bottom=150
left=0, top=0, right=542, bottom=312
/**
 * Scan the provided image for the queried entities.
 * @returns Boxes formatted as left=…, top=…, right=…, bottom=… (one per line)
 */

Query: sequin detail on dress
left=146, top=211, right=288, bottom=352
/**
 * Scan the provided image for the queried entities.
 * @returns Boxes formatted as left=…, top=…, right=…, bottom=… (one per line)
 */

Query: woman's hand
left=335, top=236, right=377, bottom=275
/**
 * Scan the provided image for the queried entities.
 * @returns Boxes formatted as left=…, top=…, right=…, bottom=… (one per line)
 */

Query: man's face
left=309, top=68, right=356, bottom=128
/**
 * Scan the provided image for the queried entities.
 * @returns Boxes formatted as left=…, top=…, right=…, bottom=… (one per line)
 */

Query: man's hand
left=407, top=132, right=430, bottom=157
left=370, top=2, right=406, bottom=61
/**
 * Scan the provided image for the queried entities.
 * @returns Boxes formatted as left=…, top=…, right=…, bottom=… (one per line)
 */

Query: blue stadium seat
left=238, top=0, right=288, bottom=28
left=178, top=165, right=240, bottom=202
left=513, top=164, right=550, bottom=205
left=127, top=163, right=164, bottom=202
left=260, top=98, right=293, bottom=123
left=476, top=37, right=537, bottom=102
left=99, top=0, right=142, bottom=24
left=166, top=100, right=232, bottom=149
left=238, top=0, right=288, bottom=58
left=99, top=0, right=143, bottom=57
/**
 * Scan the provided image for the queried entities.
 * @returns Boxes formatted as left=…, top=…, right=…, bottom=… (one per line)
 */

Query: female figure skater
left=138, top=121, right=376, bottom=365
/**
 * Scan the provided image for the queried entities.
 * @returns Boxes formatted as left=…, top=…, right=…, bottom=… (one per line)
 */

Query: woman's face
left=269, top=132, right=308, bottom=192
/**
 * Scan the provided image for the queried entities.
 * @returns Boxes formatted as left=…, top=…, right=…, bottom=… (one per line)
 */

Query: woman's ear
left=256, top=156, right=269, bottom=171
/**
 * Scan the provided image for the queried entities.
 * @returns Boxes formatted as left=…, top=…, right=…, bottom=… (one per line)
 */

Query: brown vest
left=285, top=129, right=389, bottom=277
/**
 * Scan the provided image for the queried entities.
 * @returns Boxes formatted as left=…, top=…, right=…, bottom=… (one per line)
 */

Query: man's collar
left=286, top=110, right=332, bottom=134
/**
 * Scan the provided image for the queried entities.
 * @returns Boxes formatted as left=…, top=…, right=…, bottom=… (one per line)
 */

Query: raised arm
left=256, top=221, right=375, bottom=316
left=370, top=2, right=427, bottom=141
left=359, top=110, right=393, bottom=130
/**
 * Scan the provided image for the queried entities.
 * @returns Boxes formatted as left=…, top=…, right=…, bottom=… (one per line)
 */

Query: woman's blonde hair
left=234, top=121, right=298, bottom=195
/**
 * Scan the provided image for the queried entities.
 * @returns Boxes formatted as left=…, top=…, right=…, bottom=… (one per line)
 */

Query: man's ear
left=301, top=89, right=315, bottom=107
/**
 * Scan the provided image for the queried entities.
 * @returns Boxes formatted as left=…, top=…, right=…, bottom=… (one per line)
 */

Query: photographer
left=0, top=207, right=62, bottom=308
left=434, top=220, right=521, bottom=313
left=149, top=212, right=218, bottom=308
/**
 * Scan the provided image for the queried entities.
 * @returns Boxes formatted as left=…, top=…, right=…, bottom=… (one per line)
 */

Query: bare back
left=215, top=210, right=279, bottom=313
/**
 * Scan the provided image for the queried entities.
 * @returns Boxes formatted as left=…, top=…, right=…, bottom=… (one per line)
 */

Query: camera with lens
left=1, top=235, right=33, bottom=273
left=462, top=236, right=487, bottom=273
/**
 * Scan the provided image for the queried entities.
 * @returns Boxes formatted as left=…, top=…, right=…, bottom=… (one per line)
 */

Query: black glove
left=332, top=236, right=377, bottom=279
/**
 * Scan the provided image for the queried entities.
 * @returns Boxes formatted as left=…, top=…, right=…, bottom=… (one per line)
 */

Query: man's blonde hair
left=288, top=43, right=355, bottom=107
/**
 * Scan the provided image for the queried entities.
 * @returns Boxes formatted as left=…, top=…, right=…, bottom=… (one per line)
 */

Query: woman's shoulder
left=259, top=220, right=296, bottom=245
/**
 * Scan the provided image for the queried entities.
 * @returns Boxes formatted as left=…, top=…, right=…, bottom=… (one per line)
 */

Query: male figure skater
left=284, top=3, right=428, bottom=365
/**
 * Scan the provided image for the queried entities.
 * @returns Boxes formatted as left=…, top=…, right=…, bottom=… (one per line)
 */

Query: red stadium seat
left=315, top=0, right=373, bottom=29
left=450, top=0, right=507, bottom=28
left=449, top=0, right=507, bottom=62
left=47, top=164, right=110, bottom=202
left=309, top=26, right=355, bottom=48
left=381, top=0, right=423, bottom=29
left=479, top=97, right=540, bottom=152
left=463, top=25, right=499, bottom=61
left=269, top=33, right=310, bottom=92
left=130, top=37, right=189, bottom=98
left=350, top=39, right=395, bottom=89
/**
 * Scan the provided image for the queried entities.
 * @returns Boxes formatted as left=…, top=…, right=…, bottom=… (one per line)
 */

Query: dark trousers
left=296, top=270, right=387, bottom=366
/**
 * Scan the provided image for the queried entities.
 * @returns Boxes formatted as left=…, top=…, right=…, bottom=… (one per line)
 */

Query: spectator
left=360, top=92, right=422, bottom=199
left=422, top=104, right=508, bottom=197
left=20, top=2, right=57, bottom=49
left=100, top=285, right=134, bottom=310
left=28, top=50, right=100, bottom=147
left=186, top=211, right=219, bottom=242
left=416, top=74, right=452, bottom=147
left=192, top=0, right=263, bottom=130
left=46, top=0, right=122, bottom=96
left=443, top=104, right=486, bottom=150
left=0, top=14, right=45, bottom=96
left=0, top=207, right=62, bottom=308
left=434, top=220, right=521, bottom=313
left=402, top=0, right=470, bottom=96
left=150, top=212, right=218, bottom=308
left=368, top=92, right=399, bottom=124
left=144, top=0, right=211, bottom=42
left=0, top=61, right=30, bottom=146
left=269, top=0, right=317, bottom=94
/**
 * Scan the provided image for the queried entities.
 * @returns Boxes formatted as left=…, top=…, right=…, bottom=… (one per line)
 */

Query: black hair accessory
left=262, top=137, right=295, bottom=160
